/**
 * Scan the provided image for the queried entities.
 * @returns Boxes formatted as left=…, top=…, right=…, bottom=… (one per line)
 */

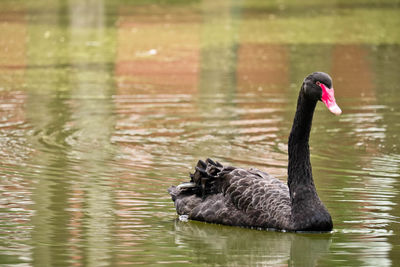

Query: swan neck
left=287, top=90, right=317, bottom=191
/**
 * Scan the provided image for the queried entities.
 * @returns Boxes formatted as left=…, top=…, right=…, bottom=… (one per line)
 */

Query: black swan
left=168, top=72, right=341, bottom=232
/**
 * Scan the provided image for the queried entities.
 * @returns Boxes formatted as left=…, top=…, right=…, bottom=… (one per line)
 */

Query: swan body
left=168, top=72, right=341, bottom=232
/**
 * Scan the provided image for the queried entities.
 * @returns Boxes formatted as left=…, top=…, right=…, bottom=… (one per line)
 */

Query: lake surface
left=1, top=0, right=400, bottom=266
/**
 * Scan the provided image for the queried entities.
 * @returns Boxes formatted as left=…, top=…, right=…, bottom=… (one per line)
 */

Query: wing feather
left=169, top=159, right=293, bottom=230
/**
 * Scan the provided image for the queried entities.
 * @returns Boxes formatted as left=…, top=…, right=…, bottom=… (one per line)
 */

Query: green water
left=1, top=0, right=400, bottom=266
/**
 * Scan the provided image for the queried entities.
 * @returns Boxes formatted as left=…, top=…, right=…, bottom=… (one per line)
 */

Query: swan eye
left=316, top=81, right=321, bottom=86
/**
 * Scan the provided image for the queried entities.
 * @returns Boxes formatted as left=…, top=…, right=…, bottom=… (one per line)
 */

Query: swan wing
left=169, top=159, right=292, bottom=229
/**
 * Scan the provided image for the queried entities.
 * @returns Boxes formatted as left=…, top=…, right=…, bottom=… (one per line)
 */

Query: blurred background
left=1, top=0, right=399, bottom=266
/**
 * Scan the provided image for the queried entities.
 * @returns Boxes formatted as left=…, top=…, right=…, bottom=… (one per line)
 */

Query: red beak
left=319, top=83, right=342, bottom=115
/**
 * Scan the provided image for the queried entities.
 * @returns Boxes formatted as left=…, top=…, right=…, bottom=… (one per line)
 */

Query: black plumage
left=168, top=72, right=340, bottom=232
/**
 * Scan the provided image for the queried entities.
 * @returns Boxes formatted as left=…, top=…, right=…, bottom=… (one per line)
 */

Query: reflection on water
left=1, top=0, right=400, bottom=266
left=173, top=220, right=331, bottom=266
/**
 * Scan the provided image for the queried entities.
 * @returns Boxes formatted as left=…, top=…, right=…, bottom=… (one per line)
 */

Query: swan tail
left=168, top=158, right=226, bottom=202
left=168, top=158, right=229, bottom=215
left=168, top=182, right=197, bottom=201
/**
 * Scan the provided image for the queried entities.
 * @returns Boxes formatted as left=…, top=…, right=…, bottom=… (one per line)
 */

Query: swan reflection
left=173, top=220, right=332, bottom=266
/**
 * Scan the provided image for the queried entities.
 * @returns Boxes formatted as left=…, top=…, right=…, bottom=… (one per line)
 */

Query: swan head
left=303, top=72, right=342, bottom=115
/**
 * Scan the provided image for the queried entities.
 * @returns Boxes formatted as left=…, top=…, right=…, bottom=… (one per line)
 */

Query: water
left=1, top=0, right=400, bottom=266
